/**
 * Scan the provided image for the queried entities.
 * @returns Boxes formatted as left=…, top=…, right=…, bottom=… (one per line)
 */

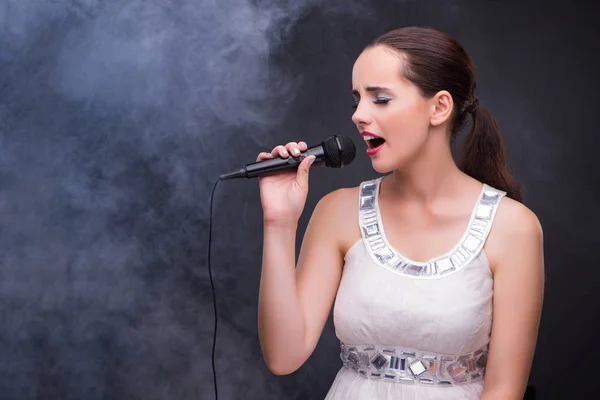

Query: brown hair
left=369, top=26, right=523, bottom=202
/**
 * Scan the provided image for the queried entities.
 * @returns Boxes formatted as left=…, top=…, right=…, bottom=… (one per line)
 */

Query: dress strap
left=358, top=177, right=506, bottom=279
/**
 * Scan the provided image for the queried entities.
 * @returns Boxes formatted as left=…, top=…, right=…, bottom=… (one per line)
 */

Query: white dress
left=325, top=176, right=506, bottom=400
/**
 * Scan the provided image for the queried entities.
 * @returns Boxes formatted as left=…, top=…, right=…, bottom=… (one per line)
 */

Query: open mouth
left=363, top=134, right=386, bottom=149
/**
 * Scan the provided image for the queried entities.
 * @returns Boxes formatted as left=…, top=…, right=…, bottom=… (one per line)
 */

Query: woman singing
left=256, top=26, right=544, bottom=399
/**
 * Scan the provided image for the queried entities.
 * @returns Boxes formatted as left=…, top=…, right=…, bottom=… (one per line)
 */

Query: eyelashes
left=352, top=97, right=392, bottom=109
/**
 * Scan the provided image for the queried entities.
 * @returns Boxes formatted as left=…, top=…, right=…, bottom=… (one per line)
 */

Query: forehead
left=352, top=45, right=406, bottom=89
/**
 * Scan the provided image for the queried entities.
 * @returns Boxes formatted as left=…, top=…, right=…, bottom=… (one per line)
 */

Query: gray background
left=1, top=0, right=598, bottom=399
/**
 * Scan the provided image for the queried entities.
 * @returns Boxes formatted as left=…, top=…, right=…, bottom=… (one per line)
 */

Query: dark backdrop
left=0, top=0, right=597, bottom=399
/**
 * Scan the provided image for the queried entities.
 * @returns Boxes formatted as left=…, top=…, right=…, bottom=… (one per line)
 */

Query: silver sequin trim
left=340, top=342, right=489, bottom=386
left=358, top=177, right=506, bottom=279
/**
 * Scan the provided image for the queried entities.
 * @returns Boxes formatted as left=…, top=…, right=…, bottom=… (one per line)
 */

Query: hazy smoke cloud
left=52, top=0, right=303, bottom=126
left=0, top=0, right=371, bottom=398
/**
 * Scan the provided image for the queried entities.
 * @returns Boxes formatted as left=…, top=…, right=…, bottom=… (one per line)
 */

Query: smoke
left=51, top=0, right=305, bottom=126
left=0, top=0, right=372, bottom=398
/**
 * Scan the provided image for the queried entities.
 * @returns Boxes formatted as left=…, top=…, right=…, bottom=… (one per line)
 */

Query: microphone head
left=322, top=135, right=356, bottom=168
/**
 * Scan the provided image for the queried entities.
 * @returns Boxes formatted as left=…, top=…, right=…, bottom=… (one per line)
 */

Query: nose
left=351, top=102, right=372, bottom=127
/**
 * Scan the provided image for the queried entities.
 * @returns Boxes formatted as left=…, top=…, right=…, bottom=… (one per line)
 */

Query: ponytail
left=459, top=102, right=523, bottom=202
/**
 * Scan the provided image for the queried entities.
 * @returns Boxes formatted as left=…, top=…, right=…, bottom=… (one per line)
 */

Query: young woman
left=255, top=26, right=544, bottom=399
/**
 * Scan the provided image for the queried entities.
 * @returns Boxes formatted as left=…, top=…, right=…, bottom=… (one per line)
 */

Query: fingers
left=257, top=141, right=307, bottom=161
left=271, top=145, right=289, bottom=158
left=286, top=141, right=308, bottom=157
left=256, top=152, right=273, bottom=162
left=298, top=141, right=307, bottom=153
left=273, top=142, right=301, bottom=158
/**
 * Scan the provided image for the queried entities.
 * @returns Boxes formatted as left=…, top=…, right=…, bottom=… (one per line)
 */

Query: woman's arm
left=258, top=188, right=352, bottom=375
left=481, top=200, right=545, bottom=399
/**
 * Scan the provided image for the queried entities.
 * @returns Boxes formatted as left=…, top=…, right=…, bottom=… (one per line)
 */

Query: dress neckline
left=357, top=176, right=506, bottom=279
left=373, top=176, right=487, bottom=266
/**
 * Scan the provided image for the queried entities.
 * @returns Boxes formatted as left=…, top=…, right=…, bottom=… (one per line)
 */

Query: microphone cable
left=208, top=178, right=221, bottom=400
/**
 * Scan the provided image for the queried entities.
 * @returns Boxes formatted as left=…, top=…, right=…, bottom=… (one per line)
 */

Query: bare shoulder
left=309, top=184, right=361, bottom=256
left=485, top=196, right=544, bottom=275
left=315, top=184, right=359, bottom=210
left=493, top=196, right=543, bottom=237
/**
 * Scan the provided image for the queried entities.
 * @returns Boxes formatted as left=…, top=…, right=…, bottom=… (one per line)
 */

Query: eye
left=352, top=97, right=391, bottom=109
left=374, top=97, right=391, bottom=105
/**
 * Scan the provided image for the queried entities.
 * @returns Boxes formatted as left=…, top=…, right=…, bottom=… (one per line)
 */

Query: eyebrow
left=352, top=86, right=391, bottom=96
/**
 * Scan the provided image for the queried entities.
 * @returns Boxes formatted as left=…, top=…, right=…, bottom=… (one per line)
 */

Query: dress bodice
left=325, top=177, right=506, bottom=399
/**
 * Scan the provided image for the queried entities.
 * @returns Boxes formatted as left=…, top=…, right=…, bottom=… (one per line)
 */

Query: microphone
left=219, top=135, right=356, bottom=180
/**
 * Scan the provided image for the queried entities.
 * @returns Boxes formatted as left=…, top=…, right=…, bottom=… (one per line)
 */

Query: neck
left=384, top=133, right=467, bottom=204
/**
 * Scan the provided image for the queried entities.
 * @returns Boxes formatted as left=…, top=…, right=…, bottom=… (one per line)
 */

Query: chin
left=370, top=158, right=397, bottom=175
left=370, top=146, right=419, bottom=174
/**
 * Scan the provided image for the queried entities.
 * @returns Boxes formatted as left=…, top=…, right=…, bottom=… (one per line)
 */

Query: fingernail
left=293, top=148, right=300, bottom=155
left=309, top=157, right=315, bottom=165
left=282, top=149, right=288, bottom=155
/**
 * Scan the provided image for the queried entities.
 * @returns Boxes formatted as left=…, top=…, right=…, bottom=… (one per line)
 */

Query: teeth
left=363, top=134, right=379, bottom=142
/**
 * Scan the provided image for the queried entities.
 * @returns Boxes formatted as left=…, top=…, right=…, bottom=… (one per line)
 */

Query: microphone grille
left=322, top=135, right=356, bottom=168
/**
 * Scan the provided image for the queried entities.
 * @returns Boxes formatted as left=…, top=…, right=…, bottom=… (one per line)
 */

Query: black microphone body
left=219, top=135, right=356, bottom=180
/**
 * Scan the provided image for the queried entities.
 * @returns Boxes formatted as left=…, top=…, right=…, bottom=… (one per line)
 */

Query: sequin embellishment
left=340, top=342, right=489, bottom=385
left=358, top=177, right=506, bottom=279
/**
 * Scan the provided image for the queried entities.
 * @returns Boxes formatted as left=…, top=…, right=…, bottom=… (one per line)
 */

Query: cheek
left=383, top=106, right=428, bottom=144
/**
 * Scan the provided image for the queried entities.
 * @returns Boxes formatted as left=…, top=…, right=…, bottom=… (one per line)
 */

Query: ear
left=429, top=90, right=453, bottom=126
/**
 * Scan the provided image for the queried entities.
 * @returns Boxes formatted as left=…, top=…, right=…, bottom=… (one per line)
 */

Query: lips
left=361, top=131, right=386, bottom=153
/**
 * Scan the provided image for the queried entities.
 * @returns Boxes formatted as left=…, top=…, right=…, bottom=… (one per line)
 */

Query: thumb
left=296, top=155, right=316, bottom=187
